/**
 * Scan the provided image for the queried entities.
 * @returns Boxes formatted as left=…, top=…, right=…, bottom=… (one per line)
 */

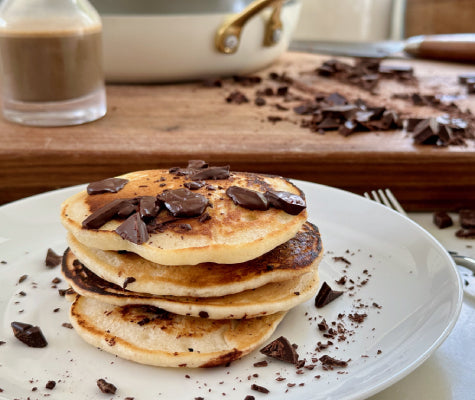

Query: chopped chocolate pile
left=97, top=378, right=117, bottom=394
left=314, top=282, right=344, bottom=308
left=408, top=116, right=470, bottom=146
left=11, top=321, right=48, bottom=348
left=297, top=93, right=402, bottom=136
left=259, top=336, right=299, bottom=365
left=45, top=248, right=62, bottom=268
left=316, top=58, right=414, bottom=92
left=433, top=211, right=453, bottom=229
left=87, top=177, right=129, bottom=195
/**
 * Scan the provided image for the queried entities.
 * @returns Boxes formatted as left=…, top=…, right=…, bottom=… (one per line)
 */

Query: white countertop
left=369, top=213, right=475, bottom=400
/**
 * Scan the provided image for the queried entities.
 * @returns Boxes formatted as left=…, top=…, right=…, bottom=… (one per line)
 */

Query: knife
left=289, top=34, right=475, bottom=63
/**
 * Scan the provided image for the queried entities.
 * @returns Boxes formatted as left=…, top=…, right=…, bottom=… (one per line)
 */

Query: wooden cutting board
left=0, top=52, right=474, bottom=211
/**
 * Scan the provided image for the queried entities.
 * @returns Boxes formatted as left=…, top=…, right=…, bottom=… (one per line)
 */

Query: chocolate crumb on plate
left=244, top=396, right=255, bottom=400
left=251, top=384, right=269, bottom=394
left=314, top=282, right=344, bottom=308
left=456, top=228, right=475, bottom=238
left=45, top=381, right=56, bottom=390
left=260, top=336, right=299, bottom=365
left=11, top=321, right=48, bottom=348
left=45, top=249, right=62, bottom=268
left=62, top=323, right=73, bottom=329
left=97, top=378, right=117, bottom=394
left=253, top=360, right=268, bottom=367
left=433, top=211, right=453, bottom=229
left=0, top=340, right=5, bottom=345
left=18, top=274, right=28, bottom=284
left=319, top=355, right=348, bottom=368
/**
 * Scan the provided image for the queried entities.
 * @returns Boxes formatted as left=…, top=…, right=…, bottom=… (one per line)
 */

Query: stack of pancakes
left=60, top=162, right=323, bottom=368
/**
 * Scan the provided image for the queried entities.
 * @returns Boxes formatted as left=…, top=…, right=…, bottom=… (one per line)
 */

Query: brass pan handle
left=216, top=0, right=285, bottom=54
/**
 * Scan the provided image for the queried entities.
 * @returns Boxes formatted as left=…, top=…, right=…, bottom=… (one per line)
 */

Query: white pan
left=90, top=0, right=301, bottom=82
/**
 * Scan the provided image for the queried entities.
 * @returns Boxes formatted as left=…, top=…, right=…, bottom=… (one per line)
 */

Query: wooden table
left=1, top=52, right=474, bottom=211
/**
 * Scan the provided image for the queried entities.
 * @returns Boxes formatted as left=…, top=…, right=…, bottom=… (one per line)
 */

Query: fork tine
left=377, top=189, right=393, bottom=208
left=385, top=189, right=408, bottom=217
left=371, top=190, right=382, bottom=204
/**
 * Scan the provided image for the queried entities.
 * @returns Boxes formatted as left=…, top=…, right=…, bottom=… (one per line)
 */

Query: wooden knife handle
left=404, top=34, right=475, bottom=63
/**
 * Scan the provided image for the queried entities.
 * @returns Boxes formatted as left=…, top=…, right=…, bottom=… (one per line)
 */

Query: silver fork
left=364, top=189, right=475, bottom=273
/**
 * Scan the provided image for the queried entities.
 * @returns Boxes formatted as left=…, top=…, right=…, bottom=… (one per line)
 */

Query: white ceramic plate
left=0, top=181, right=462, bottom=400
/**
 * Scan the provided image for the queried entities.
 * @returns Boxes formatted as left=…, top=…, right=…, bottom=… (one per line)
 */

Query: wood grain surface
left=1, top=52, right=474, bottom=211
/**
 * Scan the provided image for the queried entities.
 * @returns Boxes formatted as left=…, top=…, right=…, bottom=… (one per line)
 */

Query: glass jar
left=0, top=0, right=107, bottom=126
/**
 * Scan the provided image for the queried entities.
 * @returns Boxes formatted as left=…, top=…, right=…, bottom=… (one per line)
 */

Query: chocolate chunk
left=226, top=90, right=249, bottom=104
left=45, top=381, right=56, bottom=390
left=190, top=165, right=230, bottom=181
left=139, top=196, right=160, bottom=219
left=458, top=74, right=475, bottom=84
left=413, top=118, right=440, bottom=145
left=115, top=213, right=149, bottom=244
left=87, top=178, right=128, bottom=195
left=123, top=277, right=136, bottom=289
left=433, top=211, right=453, bottom=229
left=184, top=181, right=206, bottom=190
left=11, top=321, right=48, bottom=348
left=455, top=228, right=475, bottom=238
left=459, top=209, right=475, bottom=228
left=97, top=379, right=117, bottom=394
left=82, top=198, right=133, bottom=229
left=187, top=160, right=208, bottom=169
left=255, top=97, right=266, bottom=106
left=326, top=92, right=348, bottom=105
left=198, top=212, right=211, bottom=223
left=319, top=355, right=348, bottom=368
left=260, top=336, right=299, bottom=365
left=199, top=311, right=209, bottom=318
left=45, top=248, right=62, bottom=268
left=339, top=120, right=358, bottom=136
left=251, top=384, right=269, bottom=394
left=314, top=282, right=343, bottom=308
left=405, top=118, right=426, bottom=132
left=159, top=188, right=209, bottom=217
left=226, top=186, right=269, bottom=211
left=244, top=396, right=255, bottom=400
left=265, top=190, right=306, bottom=215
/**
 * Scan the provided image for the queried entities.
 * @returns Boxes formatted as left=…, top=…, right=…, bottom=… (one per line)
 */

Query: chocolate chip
left=433, top=211, right=453, bottom=229
left=97, top=378, right=117, bottom=394
left=251, top=384, right=269, bottom=394
left=159, top=188, right=209, bottom=218
left=11, top=322, right=48, bottom=348
left=45, top=381, right=56, bottom=390
left=314, top=282, right=343, bottom=308
left=244, top=396, right=255, bottom=400
left=199, top=311, right=209, bottom=318
left=459, top=209, right=475, bottom=228
left=115, top=213, right=149, bottom=244
left=265, top=190, right=306, bottom=215
left=123, top=277, right=136, bottom=289
left=87, top=178, right=128, bottom=195
left=45, top=248, right=62, bottom=268
left=253, top=360, right=268, bottom=367
left=260, top=336, right=299, bottom=365
left=190, top=165, right=230, bottom=181
left=226, top=186, right=269, bottom=211
left=18, top=274, right=28, bottom=283
left=62, top=323, right=73, bottom=329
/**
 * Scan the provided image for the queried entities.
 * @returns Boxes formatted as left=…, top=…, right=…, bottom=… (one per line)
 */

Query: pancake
left=62, top=247, right=320, bottom=319
left=60, top=168, right=307, bottom=265
left=66, top=221, right=322, bottom=297
left=69, top=295, right=286, bottom=368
